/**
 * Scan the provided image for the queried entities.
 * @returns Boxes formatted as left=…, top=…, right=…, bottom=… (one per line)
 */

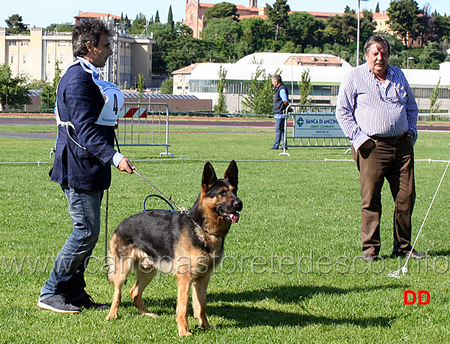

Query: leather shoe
left=392, top=249, right=426, bottom=259
left=362, top=253, right=380, bottom=261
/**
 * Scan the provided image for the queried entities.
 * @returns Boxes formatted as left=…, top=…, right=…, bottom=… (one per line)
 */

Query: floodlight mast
left=356, top=0, right=370, bottom=67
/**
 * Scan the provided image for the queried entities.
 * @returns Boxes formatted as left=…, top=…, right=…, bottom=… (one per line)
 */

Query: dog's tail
left=106, top=233, right=119, bottom=284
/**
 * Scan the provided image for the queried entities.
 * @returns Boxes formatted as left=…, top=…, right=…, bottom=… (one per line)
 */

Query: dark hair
left=72, top=19, right=113, bottom=58
left=364, top=34, right=390, bottom=57
left=272, top=74, right=282, bottom=83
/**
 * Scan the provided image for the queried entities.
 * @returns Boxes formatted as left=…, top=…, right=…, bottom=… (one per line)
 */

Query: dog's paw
left=178, top=331, right=193, bottom=337
left=143, top=312, right=158, bottom=318
left=105, top=313, right=117, bottom=320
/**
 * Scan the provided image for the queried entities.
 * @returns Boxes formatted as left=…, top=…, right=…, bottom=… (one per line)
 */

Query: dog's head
left=201, top=160, right=243, bottom=224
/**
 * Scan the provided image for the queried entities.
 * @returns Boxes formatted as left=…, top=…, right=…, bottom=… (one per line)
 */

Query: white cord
left=388, top=159, right=450, bottom=278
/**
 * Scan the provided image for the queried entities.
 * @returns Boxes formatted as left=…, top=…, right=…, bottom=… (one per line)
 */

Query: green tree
left=167, top=5, right=174, bottom=32
left=160, top=78, right=173, bottom=94
left=241, top=67, right=278, bottom=115
left=204, top=2, right=238, bottom=22
left=201, top=17, right=241, bottom=62
left=387, top=0, right=424, bottom=47
left=119, top=13, right=131, bottom=31
left=266, top=0, right=290, bottom=42
left=289, top=12, right=324, bottom=48
left=165, top=30, right=212, bottom=72
left=298, top=69, right=312, bottom=106
left=136, top=73, right=145, bottom=102
left=214, top=65, right=228, bottom=113
left=155, top=10, right=160, bottom=23
left=129, top=13, right=147, bottom=35
left=429, top=77, right=443, bottom=113
left=0, top=64, right=31, bottom=110
left=44, top=23, right=72, bottom=32
left=236, top=17, right=272, bottom=57
left=40, top=61, right=62, bottom=109
left=5, top=14, right=28, bottom=34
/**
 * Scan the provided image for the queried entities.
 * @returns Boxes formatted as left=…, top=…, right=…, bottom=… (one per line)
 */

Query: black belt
left=371, top=133, right=407, bottom=144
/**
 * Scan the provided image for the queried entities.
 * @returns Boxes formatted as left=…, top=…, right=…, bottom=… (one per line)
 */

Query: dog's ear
left=202, top=162, right=217, bottom=190
left=224, top=160, right=238, bottom=189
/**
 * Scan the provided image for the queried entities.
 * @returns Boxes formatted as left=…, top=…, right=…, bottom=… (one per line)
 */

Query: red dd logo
left=404, top=290, right=431, bottom=305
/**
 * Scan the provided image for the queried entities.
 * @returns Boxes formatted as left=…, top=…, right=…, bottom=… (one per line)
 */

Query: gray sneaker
left=37, top=294, right=81, bottom=313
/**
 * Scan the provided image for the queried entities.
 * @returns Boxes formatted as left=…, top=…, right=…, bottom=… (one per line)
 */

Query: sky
left=2, top=0, right=450, bottom=29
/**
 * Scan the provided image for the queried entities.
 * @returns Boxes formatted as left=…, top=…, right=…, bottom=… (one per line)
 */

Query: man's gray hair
left=272, top=74, right=282, bottom=83
left=72, top=19, right=113, bottom=58
left=364, top=34, right=391, bottom=57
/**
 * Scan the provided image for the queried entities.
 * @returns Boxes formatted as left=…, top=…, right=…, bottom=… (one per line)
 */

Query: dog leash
left=133, top=170, right=187, bottom=213
left=132, top=170, right=213, bottom=235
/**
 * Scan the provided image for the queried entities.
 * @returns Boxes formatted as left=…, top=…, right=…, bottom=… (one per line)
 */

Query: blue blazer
left=50, top=63, right=117, bottom=191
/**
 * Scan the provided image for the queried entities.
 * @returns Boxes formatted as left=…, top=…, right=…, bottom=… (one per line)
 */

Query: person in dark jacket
left=38, top=19, right=135, bottom=314
left=270, top=74, right=289, bottom=150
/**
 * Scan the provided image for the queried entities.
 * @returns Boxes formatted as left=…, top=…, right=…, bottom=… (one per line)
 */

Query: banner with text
left=293, top=114, right=346, bottom=138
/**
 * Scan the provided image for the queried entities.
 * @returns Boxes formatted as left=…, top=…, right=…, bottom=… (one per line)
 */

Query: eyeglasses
left=376, top=82, right=406, bottom=105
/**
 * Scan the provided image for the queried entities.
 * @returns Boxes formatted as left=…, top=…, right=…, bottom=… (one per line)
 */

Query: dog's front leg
left=192, top=272, right=211, bottom=330
left=176, top=272, right=192, bottom=337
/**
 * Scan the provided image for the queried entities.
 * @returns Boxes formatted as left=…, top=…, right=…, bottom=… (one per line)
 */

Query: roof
left=75, top=12, right=120, bottom=19
left=187, top=59, right=450, bottom=89
left=172, top=63, right=201, bottom=75
left=188, top=62, right=352, bottom=85
left=236, top=52, right=352, bottom=68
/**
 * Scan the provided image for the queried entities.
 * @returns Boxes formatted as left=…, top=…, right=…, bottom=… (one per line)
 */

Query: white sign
left=293, top=114, right=346, bottom=138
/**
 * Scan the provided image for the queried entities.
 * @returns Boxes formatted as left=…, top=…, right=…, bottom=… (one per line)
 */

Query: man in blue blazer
left=38, top=19, right=135, bottom=313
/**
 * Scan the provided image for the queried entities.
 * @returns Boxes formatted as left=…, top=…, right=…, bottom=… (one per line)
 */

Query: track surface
left=0, top=115, right=449, bottom=139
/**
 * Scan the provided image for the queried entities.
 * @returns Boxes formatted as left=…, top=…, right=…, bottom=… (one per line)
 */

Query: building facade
left=173, top=52, right=450, bottom=113
left=184, top=0, right=266, bottom=39
left=0, top=12, right=155, bottom=88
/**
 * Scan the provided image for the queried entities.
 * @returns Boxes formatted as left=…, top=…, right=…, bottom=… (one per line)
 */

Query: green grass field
left=0, top=121, right=449, bottom=343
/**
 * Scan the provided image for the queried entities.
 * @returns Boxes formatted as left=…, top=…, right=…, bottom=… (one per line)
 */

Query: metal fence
left=282, top=105, right=350, bottom=151
left=116, top=102, right=173, bottom=157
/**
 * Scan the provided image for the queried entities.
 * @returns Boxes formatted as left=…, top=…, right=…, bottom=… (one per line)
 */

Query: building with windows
left=183, top=0, right=349, bottom=40
left=0, top=12, right=155, bottom=88
left=173, top=52, right=450, bottom=113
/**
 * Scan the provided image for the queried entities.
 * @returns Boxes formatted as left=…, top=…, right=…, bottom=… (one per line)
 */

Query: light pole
left=356, top=0, right=369, bottom=66
left=407, top=56, right=414, bottom=79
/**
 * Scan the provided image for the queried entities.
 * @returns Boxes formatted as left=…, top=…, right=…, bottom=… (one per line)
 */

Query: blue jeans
left=272, top=117, right=286, bottom=149
left=40, top=185, right=104, bottom=301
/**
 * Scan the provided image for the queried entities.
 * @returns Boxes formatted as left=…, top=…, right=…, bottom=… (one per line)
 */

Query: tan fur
left=105, top=161, right=242, bottom=337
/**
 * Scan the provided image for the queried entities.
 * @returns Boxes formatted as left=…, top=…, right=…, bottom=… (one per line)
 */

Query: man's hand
left=360, top=139, right=375, bottom=150
left=118, top=157, right=135, bottom=174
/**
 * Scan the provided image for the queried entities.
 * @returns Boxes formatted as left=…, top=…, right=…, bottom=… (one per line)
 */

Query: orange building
left=184, top=0, right=266, bottom=38
left=183, top=0, right=346, bottom=39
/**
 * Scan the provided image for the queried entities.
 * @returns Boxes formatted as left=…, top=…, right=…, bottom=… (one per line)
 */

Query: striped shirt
left=336, top=62, right=418, bottom=150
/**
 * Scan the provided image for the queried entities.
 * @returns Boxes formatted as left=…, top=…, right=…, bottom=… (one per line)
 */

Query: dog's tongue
left=230, top=213, right=239, bottom=223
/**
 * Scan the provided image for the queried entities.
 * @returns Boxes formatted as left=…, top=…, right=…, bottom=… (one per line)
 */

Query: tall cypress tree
left=168, top=5, right=174, bottom=31
left=155, top=10, right=160, bottom=23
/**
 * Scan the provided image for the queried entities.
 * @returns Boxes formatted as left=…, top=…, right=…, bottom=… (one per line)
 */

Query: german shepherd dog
left=106, top=161, right=242, bottom=336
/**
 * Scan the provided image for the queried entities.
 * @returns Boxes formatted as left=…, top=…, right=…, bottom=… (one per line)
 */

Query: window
left=48, top=55, right=51, bottom=64
left=21, top=41, right=29, bottom=46
left=23, top=55, right=27, bottom=63
left=58, top=41, right=66, bottom=46
left=10, top=55, right=14, bottom=63
left=9, top=40, right=16, bottom=46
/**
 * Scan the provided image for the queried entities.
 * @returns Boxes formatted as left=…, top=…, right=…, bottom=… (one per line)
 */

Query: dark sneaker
left=37, top=295, right=81, bottom=314
left=71, top=294, right=109, bottom=310
left=392, top=249, right=426, bottom=259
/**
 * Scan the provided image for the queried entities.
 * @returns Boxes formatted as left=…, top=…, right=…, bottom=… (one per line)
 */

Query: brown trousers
left=352, top=137, right=415, bottom=255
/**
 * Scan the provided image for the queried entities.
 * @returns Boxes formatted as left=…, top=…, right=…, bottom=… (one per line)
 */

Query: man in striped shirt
left=336, top=34, right=425, bottom=261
